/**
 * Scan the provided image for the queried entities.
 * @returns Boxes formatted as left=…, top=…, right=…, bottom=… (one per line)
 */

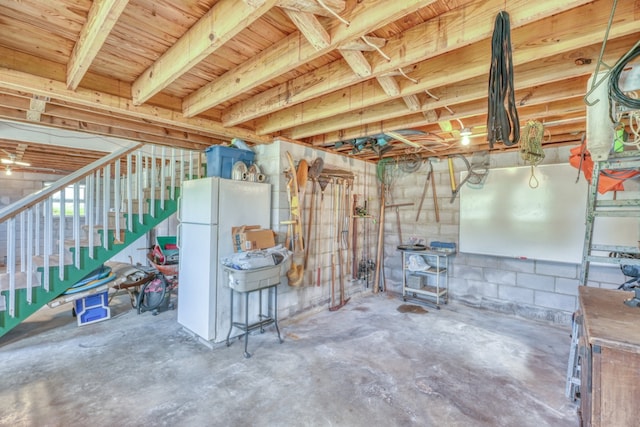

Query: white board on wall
left=459, top=163, right=639, bottom=264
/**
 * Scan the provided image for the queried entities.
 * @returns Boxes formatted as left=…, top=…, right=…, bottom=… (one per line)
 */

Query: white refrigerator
left=177, top=177, right=271, bottom=342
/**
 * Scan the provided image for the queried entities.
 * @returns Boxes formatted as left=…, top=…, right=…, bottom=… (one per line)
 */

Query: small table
left=225, top=282, right=283, bottom=358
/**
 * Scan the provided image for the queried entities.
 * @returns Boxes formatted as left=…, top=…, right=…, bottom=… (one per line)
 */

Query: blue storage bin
left=205, top=145, right=255, bottom=179
left=74, top=290, right=110, bottom=326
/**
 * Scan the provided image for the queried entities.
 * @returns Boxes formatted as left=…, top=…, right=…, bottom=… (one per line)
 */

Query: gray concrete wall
left=381, top=146, right=638, bottom=324
left=5, top=142, right=636, bottom=326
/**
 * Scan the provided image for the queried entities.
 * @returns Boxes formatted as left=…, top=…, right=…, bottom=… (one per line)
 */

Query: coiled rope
left=520, top=120, right=545, bottom=188
left=487, top=11, right=520, bottom=148
left=609, top=41, right=640, bottom=111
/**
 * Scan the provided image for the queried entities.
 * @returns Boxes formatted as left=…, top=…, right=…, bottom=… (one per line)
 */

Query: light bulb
left=460, top=127, right=472, bottom=145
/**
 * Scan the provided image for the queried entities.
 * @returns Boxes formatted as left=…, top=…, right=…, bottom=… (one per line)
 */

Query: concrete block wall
left=4, top=142, right=635, bottom=326
left=382, top=146, right=637, bottom=324
left=254, top=140, right=379, bottom=319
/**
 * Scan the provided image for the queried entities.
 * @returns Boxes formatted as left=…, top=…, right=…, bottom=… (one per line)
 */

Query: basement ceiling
left=0, top=0, right=638, bottom=172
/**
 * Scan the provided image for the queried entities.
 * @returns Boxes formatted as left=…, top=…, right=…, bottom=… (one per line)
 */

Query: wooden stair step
left=143, top=188, right=170, bottom=200
left=121, top=200, right=149, bottom=214
left=0, top=271, right=41, bottom=291
left=32, top=254, right=73, bottom=269
left=63, top=237, right=103, bottom=249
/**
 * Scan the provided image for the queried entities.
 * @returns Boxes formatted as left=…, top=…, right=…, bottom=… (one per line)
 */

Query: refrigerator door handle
left=176, top=195, right=182, bottom=222
left=177, top=223, right=182, bottom=249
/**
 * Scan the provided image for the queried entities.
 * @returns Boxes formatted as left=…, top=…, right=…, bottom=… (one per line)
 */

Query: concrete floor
left=0, top=291, right=579, bottom=426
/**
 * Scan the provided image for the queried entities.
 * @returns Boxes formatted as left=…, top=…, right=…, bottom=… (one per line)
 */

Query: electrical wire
left=609, top=41, right=640, bottom=110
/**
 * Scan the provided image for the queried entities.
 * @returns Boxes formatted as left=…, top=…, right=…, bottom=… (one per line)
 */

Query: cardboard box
left=232, top=225, right=275, bottom=252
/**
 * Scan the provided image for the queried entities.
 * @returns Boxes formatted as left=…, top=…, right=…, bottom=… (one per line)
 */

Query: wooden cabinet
left=578, top=286, right=640, bottom=427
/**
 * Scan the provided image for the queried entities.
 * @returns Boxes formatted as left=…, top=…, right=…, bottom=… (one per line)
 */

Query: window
left=45, top=183, right=86, bottom=217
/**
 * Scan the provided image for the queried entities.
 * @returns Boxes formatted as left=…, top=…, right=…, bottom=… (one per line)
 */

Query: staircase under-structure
left=0, top=144, right=202, bottom=338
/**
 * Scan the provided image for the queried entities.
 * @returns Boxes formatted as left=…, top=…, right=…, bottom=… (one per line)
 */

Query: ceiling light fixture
left=455, top=119, right=473, bottom=146
left=5, top=165, right=12, bottom=176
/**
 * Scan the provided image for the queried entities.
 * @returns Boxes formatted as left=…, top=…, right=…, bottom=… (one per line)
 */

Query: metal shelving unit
left=398, top=248, right=453, bottom=309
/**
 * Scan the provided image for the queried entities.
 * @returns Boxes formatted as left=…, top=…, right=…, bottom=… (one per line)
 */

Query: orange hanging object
left=569, top=140, right=639, bottom=194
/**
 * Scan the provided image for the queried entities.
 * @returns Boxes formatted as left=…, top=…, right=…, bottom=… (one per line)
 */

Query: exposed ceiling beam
left=224, top=0, right=595, bottom=128
left=283, top=9, right=331, bottom=50
left=301, top=32, right=638, bottom=144
left=132, top=0, right=279, bottom=106
left=376, top=75, right=400, bottom=97
left=339, top=36, right=386, bottom=52
left=0, top=67, right=273, bottom=145
left=182, top=0, right=436, bottom=117
left=256, top=2, right=639, bottom=135
left=316, top=95, right=587, bottom=148
left=0, top=105, right=215, bottom=151
left=340, top=50, right=372, bottom=78
left=67, top=0, right=129, bottom=90
left=277, top=0, right=346, bottom=17
left=291, top=71, right=589, bottom=140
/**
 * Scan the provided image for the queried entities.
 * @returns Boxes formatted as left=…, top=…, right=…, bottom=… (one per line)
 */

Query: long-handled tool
left=351, top=193, right=358, bottom=280
left=316, top=175, right=330, bottom=287
left=373, top=182, right=386, bottom=294
left=284, top=152, right=304, bottom=286
left=329, top=177, right=337, bottom=307
left=431, top=166, right=440, bottom=222
left=415, top=161, right=432, bottom=222
left=305, top=158, right=323, bottom=271
left=330, top=178, right=350, bottom=311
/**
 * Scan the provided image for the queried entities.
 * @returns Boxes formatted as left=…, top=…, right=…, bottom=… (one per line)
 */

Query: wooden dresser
left=578, top=286, right=640, bottom=426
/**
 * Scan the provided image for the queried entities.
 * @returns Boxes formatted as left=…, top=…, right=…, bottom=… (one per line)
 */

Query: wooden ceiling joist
left=0, top=67, right=272, bottom=145
left=224, top=0, right=595, bottom=129
left=67, top=0, right=130, bottom=90
left=257, top=11, right=640, bottom=137
left=132, top=0, right=280, bottom=106
left=182, top=0, right=435, bottom=117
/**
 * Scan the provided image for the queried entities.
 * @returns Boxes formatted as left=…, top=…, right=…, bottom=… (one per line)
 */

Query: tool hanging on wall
left=316, top=175, right=331, bottom=287
left=351, top=194, right=358, bottom=280
left=415, top=161, right=432, bottom=222
left=283, top=152, right=304, bottom=286
left=431, top=164, right=440, bottom=222
left=330, top=178, right=350, bottom=311
left=447, top=153, right=490, bottom=203
left=329, top=177, right=337, bottom=305
left=304, top=158, right=324, bottom=270
left=373, top=181, right=386, bottom=294
left=297, top=158, right=309, bottom=249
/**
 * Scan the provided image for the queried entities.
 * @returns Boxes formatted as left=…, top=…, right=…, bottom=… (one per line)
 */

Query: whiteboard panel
left=459, top=163, right=638, bottom=264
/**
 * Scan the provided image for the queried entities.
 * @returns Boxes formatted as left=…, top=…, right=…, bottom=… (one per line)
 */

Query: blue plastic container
left=74, top=290, right=110, bottom=326
left=205, top=145, right=255, bottom=179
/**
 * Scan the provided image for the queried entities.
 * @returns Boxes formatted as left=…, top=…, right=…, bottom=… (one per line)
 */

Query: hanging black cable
left=487, top=11, right=520, bottom=148
left=609, top=42, right=640, bottom=110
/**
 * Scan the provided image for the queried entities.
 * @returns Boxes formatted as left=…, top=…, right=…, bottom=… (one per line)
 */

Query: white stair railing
left=0, top=143, right=203, bottom=320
